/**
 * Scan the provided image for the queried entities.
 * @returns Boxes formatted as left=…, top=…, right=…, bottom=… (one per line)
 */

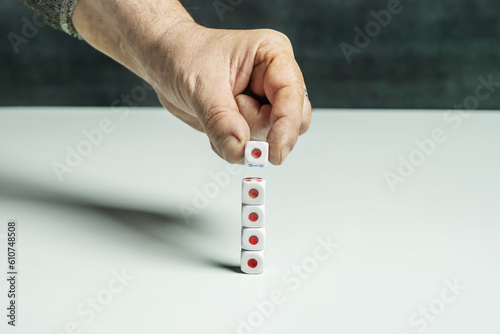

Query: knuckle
left=258, top=29, right=293, bottom=50
left=268, top=30, right=291, bottom=45
left=277, top=32, right=292, bottom=47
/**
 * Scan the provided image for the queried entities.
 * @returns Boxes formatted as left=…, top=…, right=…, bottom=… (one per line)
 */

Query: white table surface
left=0, top=107, right=499, bottom=334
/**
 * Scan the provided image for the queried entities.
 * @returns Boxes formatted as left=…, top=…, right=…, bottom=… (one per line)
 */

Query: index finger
left=263, top=54, right=307, bottom=165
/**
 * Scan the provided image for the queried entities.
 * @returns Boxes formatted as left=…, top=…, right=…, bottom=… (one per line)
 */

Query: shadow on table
left=0, top=172, right=240, bottom=273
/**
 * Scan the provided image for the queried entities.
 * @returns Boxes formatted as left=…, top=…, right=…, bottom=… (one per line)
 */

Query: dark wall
left=1, top=0, right=500, bottom=109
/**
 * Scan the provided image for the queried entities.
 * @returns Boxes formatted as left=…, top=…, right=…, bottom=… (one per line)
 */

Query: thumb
left=197, top=87, right=250, bottom=163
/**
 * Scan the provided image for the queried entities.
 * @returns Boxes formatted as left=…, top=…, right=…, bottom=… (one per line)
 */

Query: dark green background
left=1, top=0, right=500, bottom=108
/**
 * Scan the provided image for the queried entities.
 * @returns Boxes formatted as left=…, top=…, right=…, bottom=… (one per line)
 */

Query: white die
left=241, top=178, right=266, bottom=205
left=244, top=141, right=269, bottom=167
left=241, top=204, right=265, bottom=227
left=241, top=250, right=265, bottom=274
left=241, top=227, right=265, bottom=251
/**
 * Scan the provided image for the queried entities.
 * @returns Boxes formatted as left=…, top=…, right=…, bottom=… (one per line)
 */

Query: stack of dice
left=241, top=141, right=269, bottom=274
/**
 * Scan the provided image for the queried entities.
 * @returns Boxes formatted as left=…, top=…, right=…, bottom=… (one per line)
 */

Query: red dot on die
left=248, top=212, right=259, bottom=222
left=249, top=188, right=259, bottom=199
left=249, top=235, right=259, bottom=245
left=247, top=258, right=258, bottom=268
left=251, top=148, right=262, bottom=159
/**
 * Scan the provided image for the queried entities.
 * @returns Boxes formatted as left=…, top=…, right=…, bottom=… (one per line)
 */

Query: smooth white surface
left=0, top=107, right=499, bottom=334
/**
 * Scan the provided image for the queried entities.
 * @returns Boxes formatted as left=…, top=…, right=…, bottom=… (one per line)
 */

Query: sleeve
left=18, top=0, right=80, bottom=38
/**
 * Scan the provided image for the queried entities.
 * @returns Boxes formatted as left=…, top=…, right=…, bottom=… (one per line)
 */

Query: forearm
left=72, top=0, right=195, bottom=80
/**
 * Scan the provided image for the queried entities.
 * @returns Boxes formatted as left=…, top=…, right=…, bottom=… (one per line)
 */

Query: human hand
left=73, top=0, right=311, bottom=165
left=144, top=23, right=311, bottom=164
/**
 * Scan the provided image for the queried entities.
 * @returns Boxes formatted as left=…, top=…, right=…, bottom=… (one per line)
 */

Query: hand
left=145, top=23, right=311, bottom=164
left=73, top=0, right=311, bottom=165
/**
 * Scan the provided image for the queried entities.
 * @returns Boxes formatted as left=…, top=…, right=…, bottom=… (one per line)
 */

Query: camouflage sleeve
left=18, top=0, right=80, bottom=38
